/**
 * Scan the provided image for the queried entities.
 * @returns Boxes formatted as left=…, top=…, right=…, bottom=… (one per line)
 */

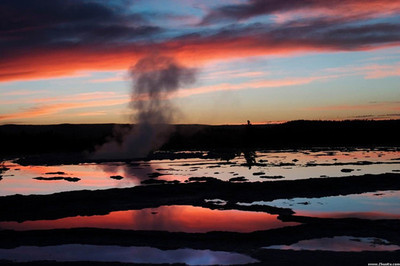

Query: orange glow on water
left=0, top=206, right=298, bottom=233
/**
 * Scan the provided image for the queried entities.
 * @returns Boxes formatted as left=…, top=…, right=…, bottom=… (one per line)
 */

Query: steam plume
left=93, top=55, right=196, bottom=159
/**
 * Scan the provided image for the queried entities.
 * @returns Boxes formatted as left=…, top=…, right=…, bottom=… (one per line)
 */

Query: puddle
left=1, top=148, right=399, bottom=196
left=246, top=190, right=400, bottom=219
left=0, top=245, right=258, bottom=265
left=0, top=205, right=298, bottom=233
left=205, top=199, right=228, bottom=206
left=264, top=236, right=400, bottom=252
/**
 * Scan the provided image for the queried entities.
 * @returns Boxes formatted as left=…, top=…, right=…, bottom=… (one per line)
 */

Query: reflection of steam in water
left=129, top=206, right=298, bottom=233
left=97, top=162, right=154, bottom=184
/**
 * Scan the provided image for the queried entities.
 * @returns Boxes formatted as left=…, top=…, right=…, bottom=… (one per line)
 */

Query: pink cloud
left=304, top=101, right=400, bottom=111
left=0, top=90, right=49, bottom=96
left=325, top=63, right=400, bottom=79
left=32, top=91, right=127, bottom=104
left=0, top=99, right=129, bottom=122
left=176, top=75, right=334, bottom=98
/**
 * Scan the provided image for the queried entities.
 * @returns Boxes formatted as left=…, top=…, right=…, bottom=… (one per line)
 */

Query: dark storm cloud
left=0, top=0, right=399, bottom=82
left=318, top=23, right=400, bottom=48
left=192, top=20, right=400, bottom=51
left=0, top=0, right=161, bottom=55
left=200, top=0, right=314, bottom=24
left=265, top=21, right=400, bottom=49
left=200, top=0, right=400, bottom=25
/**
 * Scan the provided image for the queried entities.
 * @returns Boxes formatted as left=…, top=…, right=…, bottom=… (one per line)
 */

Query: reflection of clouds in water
left=3, top=149, right=399, bottom=196
left=259, top=190, right=400, bottom=219
left=131, top=208, right=173, bottom=231
left=265, top=236, right=400, bottom=252
left=0, top=245, right=257, bottom=265
left=0, top=206, right=296, bottom=233
left=129, top=206, right=296, bottom=233
left=123, top=164, right=154, bottom=183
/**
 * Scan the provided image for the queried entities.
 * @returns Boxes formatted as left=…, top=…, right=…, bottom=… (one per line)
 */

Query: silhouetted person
left=243, top=120, right=256, bottom=168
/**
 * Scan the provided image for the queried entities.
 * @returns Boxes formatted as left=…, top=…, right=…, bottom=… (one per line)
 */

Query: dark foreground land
left=1, top=173, right=400, bottom=265
left=1, top=120, right=400, bottom=265
left=1, top=119, right=400, bottom=159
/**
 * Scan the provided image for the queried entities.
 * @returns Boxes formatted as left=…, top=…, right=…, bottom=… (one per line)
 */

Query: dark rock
left=277, top=162, right=296, bottom=166
left=63, top=177, right=81, bottom=182
left=259, top=175, right=285, bottom=179
left=188, top=176, right=219, bottom=182
left=110, top=175, right=124, bottom=180
left=253, top=172, right=265, bottom=176
left=33, top=176, right=80, bottom=182
left=141, top=179, right=167, bottom=185
left=147, top=172, right=165, bottom=178
left=45, top=171, right=66, bottom=175
left=229, top=176, right=248, bottom=182
left=341, top=168, right=354, bottom=173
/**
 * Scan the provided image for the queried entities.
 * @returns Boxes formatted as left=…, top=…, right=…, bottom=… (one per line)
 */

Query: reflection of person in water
left=243, top=150, right=256, bottom=169
left=243, top=120, right=256, bottom=169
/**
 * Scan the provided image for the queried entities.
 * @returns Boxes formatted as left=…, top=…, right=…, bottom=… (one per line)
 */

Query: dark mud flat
left=2, top=120, right=400, bottom=164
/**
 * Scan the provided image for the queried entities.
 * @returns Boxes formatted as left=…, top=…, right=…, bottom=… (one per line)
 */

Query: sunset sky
left=1, top=0, right=399, bottom=125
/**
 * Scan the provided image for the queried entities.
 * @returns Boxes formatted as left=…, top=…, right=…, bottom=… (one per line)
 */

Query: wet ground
left=1, top=148, right=399, bottom=196
left=1, top=148, right=400, bottom=265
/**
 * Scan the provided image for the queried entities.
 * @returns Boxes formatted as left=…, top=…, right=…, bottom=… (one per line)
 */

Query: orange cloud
left=363, top=65, right=400, bottom=79
left=0, top=75, right=330, bottom=122
left=304, top=101, right=400, bottom=111
left=89, top=76, right=126, bottom=83
left=327, top=63, right=400, bottom=79
left=0, top=47, right=142, bottom=82
left=0, top=99, right=129, bottom=122
left=175, top=75, right=334, bottom=98
left=1, top=0, right=399, bottom=84
left=76, top=111, right=107, bottom=117
left=0, top=90, right=49, bottom=96
left=33, top=91, right=127, bottom=104
left=1, top=32, right=398, bottom=83
left=202, top=70, right=267, bottom=80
